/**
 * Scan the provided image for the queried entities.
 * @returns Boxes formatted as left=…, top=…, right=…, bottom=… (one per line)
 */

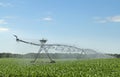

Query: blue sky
left=0, top=0, right=120, bottom=54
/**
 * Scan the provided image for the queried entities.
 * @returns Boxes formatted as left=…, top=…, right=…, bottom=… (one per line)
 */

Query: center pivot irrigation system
left=13, top=35, right=97, bottom=63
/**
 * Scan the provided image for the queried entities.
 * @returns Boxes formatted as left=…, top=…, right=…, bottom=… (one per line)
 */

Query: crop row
left=0, top=58, right=120, bottom=77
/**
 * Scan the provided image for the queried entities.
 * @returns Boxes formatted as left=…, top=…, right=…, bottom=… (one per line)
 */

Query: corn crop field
left=0, top=58, right=120, bottom=77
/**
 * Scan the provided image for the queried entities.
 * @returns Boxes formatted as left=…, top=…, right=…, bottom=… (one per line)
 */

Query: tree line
left=0, top=53, right=119, bottom=59
left=0, top=53, right=82, bottom=59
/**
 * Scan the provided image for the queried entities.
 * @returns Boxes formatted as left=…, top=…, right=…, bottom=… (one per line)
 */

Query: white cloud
left=0, top=19, right=7, bottom=24
left=94, top=15, right=120, bottom=23
left=0, top=2, right=13, bottom=7
left=0, top=27, right=9, bottom=32
left=42, top=16, right=53, bottom=21
left=108, top=16, right=120, bottom=22
left=3, top=16, right=16, bottom=19
left=97, top=20, right=107, bottom=23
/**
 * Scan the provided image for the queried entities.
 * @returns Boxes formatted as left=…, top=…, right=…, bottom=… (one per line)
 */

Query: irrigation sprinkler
left=14, top=35, right=107, bottom=63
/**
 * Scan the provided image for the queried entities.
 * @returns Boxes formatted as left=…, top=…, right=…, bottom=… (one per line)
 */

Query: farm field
left=0, top=58, right=120, bottom=77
